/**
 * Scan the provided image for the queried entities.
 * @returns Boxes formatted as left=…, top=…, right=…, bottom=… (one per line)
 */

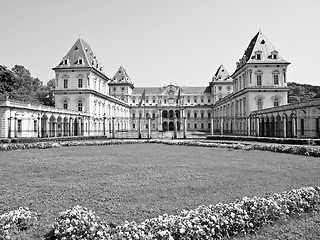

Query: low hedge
left=1, top=139, right=320, bottom=157
left=206, top=135, right=318, bottom=145
left=1, top=187, right=319, bottom=239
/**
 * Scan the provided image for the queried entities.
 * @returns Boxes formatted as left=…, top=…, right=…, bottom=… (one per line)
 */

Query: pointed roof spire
left=212, top=64, right=231, bottom=82
left=111, top=65, right=132, bottom=83
left=232, top=30, right=290, bottom=75
left=53, top=38, right=104, bottom=73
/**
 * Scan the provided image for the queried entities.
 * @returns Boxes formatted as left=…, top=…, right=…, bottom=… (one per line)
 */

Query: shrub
left=0, top=207, right=38, bottom=239
left=48, top=186, right=320, bottom=240
left=51, top=206, right=110, bottom=240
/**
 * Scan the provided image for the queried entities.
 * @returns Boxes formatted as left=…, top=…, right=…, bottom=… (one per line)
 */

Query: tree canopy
left=0, top=65, right=55, bottom=106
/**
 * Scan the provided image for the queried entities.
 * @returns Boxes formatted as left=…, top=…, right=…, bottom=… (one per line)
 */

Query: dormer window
left=78, top=58, right=84, bottom=65
left=255, top=51, right=262, bottom=60
left=63, top=59, right=69, bottom=65
left=271, top=50, right=278, bottom=59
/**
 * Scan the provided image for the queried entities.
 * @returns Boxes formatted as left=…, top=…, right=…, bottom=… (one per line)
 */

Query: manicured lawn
left=0, top=143, right=320, bottom=239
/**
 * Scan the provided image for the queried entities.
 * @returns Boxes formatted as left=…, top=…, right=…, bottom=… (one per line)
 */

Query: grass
left=0, top=143, right=320, bottom=239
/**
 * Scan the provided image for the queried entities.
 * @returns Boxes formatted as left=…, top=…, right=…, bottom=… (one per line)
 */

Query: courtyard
left=1, top=143, right=319, bottom=231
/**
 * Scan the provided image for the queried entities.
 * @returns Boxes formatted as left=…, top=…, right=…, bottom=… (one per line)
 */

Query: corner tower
left=209, top=64, right=233, bottom=103
left=231, top=31, right=290, bottom=110
left=52, top=38, right=110, bottom=113
left=109, top=66, right=134, bottom=103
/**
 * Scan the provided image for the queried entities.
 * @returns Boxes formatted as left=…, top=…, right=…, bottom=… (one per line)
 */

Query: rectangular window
left=201, top=112, right=204, bottom=118
left=208, top=112, right=211, bottom=118
left=187, top=98, right=190, bottom=103
left=257, top=75, right=262, bottom=86
left=201, top=123, right=204, bottom=129
left=132, top=114, right=135, bottom=119
left=201, top=98, right=204, bottom=103
left=194, top=123, right=197, bottom=129
left=208, top=123, right=211, bottom=129
left=78, top=101, right=83, bottom=111
left=64, top=79, right=68, bottom=89
left=34, top=120, right=37, bottom=132
left=208, top=98, right=211, bottom=103
left=153, top=99, right=155, bottom=103
left=274, top=75, right=279, bottom=85
left=194, top=113, right=197, bottom=119
left=132, top=123, right=135, bottom=129
left=187, top=113, right=190, bottom=119
left=78, top=79, right=83, bottom=88
left=187, top=122, right=190, bottom=129
left=17, top=120, right=22, bottom=133
left=194, top=98, right=197, bottom=103
left=152, top=113, right=156, bottom=119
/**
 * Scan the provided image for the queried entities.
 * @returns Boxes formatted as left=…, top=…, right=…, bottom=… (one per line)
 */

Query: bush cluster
left=1, top=139, right=320, bottom=157
left=0, top=207, right=38, bottom=239
left=1, top=187, right=319, bottom=239
left=206, top=135, right=319, bottom=145
left=50, top=186, right=320, bottom=239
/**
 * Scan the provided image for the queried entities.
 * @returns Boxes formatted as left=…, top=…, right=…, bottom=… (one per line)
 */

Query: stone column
left=148, top=117, right=151, bottom=139
left=103, top=115, right=106, bottom=135
left=220, top=117, right=224, bottom=135
left=247, top=117, right=251, bottom=136
left=159, top=110, right=163, bottom=131
left=138, top=117, right=142, bottom=139
left=292, top=116, right=297, bottom=138
left=256, top=117, right=260, bottom=137
left=183, top=117, right=187, bottom=139
left=283, top=116, right=287, bottom=138
left=210, top=117, right=214, bottom=135
left=37, top=115, right=41, bottom=138
left=112, top=117, right=115, bottom=139
left=14, top=117, right=17, bottom=138
left=173, top=114, right=177, bottom=139
left=69, top=118, right=73, bottom=136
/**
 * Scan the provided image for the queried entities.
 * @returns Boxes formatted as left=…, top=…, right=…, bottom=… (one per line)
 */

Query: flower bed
left=207, top=135, right=318, bottom=145
left=1, top=187, right=319, bottom=239
left=0, top=207, right=38, bottom=239
left=1, top=139, right=320, bottom=157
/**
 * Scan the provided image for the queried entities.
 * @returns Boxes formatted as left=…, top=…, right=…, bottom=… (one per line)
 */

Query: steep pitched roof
left=212, top=64, right=232, bottom=82
left=53, top=38, right=105, bottom=73
left=232, top=31, right=290, bottom=75
left=110, top=65, right=133, bottom=84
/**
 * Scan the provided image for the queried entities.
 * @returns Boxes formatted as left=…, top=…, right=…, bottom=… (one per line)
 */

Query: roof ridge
left=79, top=38, right=92, bottom=67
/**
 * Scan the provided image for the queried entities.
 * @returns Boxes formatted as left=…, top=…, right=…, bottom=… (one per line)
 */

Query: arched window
left=63, top=100, right=68, bottom=109
left=273, top=70, right=280, bottom=85
left=78, top=100, right=83, bottom=112
left=255, top=70, right=263, bottom=86
left=257, top=98, right=263, bottom=110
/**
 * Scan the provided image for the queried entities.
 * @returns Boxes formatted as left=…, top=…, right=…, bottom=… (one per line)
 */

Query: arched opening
left=41, top=115, right=48, bottom=138
left=74, top=118, right=79, bottom=136
left=169, top=121, right=174, bottom=131
left=169, top=110, right=174, bottom=119
left=177, top=121, right=181, bottom=131
left=175, top=110, right=180, bottom=119
left=49, top=115, right=56, bottom=137
left=162, top=121, right=168, bottom=131
left=57, top=116, right=63, bottom=137
left=162, top=110, right=168, bottom=119
left=63, top=117, right=69, bottom=136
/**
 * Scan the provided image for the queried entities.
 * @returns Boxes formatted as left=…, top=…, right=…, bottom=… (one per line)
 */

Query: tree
left=0, top=65, right=16, bottom=99
left=37, top=78, right=55, bottom=106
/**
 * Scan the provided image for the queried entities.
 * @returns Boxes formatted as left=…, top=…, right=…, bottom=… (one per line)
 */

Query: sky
left=1, top=0, right=319, bottom=87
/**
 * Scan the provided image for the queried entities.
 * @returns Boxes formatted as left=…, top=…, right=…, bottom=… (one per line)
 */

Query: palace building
left=1, top=31, right=320, bottom=139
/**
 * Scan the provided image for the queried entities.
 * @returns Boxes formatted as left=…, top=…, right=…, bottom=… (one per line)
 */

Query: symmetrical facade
left=1, top=31, right=319, bottom=139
